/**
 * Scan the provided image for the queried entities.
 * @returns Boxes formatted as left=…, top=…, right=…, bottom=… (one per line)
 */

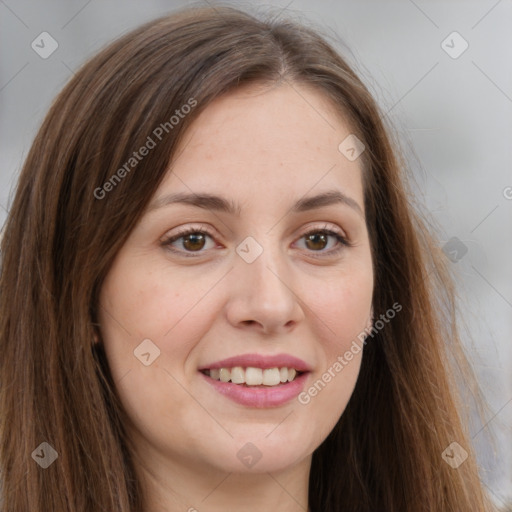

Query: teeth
left=204, top=366, right=301, bottom=386
left=230, top=366, right=245, bottom=384
left=219, top=368, right=231, bottom=382
left=263, top=368, right=281, bottom=386
left=245, top=367, right=263, bottom=385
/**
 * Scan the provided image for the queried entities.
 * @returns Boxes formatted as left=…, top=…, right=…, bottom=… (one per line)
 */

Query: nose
left=225, top=241, right=305, bottom=335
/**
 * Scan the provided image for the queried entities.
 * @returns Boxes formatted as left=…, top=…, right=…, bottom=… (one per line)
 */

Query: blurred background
left=1, top=0, right=510, bottom=507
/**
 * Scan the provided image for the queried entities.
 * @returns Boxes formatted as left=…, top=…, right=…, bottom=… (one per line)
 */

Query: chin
left=200, top=432, right=314, bottom=475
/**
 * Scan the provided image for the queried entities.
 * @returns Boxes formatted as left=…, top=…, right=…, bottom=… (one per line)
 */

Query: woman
left=0, top=5, right=496, bottom=511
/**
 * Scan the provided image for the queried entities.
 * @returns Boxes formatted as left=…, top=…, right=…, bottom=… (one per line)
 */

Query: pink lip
left=198, top=353, right=312, bottom=372
left=200, top=371, right=310, bottom=408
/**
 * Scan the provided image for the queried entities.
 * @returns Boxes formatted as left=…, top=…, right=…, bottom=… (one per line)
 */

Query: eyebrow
left=147, top=189, right=363, bottom=216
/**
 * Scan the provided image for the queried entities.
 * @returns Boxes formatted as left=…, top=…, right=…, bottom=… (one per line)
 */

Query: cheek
left=297, top=266, right=371, bottom=422
left=296, top=292, right=365, bottom=444
left=308, top=267, right=373, bottom=347
left=300, top=351, right=362, bottom=445
left=97, top=261, right=220, bottom=440
left=98, top=256, right=224, bottom=382
left=100, top=254, right=205, bottom=339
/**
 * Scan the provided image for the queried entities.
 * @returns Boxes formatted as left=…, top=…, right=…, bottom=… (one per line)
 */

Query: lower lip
left=200, top=371, right=309, bottom=408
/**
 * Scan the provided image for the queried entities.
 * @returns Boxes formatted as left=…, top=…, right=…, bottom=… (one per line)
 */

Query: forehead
left=162, top=83, right=364, bottom=210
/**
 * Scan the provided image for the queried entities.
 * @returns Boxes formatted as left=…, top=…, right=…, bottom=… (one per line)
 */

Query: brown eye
left=163, top=226, right=350, bottom=259
left=304, top=232, right=329, bottom=251
left=181, top=233, right=207, bottom=251
left=163, top=228, right=216, bottom=257
left=295, top=228, right=350, bottom=257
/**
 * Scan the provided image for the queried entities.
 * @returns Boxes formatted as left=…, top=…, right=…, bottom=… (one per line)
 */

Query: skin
left=98, top=82, right=374, bottom=512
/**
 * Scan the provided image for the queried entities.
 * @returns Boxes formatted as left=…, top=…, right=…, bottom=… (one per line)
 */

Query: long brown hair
left=0, top=5, right=496, bottom=511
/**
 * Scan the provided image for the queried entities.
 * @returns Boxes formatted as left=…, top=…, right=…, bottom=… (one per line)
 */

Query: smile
left=198, top=353, right=311, bottom=407
left=200, top=366, right=301, bottom=387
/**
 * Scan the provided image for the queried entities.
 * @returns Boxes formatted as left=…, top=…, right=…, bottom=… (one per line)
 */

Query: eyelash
left=161, top=224, right=352, bottom=259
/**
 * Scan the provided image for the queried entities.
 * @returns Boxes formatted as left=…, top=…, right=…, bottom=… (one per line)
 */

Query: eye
left=162, top=226, right=217, bottom=257
left=294, top=225, right=351, bottom=257
left=161, top=224, right=352, bottom=258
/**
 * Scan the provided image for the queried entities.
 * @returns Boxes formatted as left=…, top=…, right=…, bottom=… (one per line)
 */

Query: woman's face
left=98, top=83, right=374, bottom=476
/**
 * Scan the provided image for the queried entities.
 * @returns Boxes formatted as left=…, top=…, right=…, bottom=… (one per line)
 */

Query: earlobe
left=92, top=325, right=100, bottom=345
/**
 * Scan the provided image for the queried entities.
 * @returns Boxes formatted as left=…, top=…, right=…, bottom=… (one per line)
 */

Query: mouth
left=200, top=366, right=304, bottom=387
left=198, top=353, right=311, bottom=407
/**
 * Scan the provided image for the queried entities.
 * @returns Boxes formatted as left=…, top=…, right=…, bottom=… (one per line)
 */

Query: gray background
left=1, top=0, right=511, bottom=507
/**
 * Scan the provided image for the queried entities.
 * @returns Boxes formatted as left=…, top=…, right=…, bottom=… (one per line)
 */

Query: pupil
left=184, top=233, right=205, bottom=251
left=306, top=233, right=327, bottom=250
left=182, top=232, right=328, bottom=252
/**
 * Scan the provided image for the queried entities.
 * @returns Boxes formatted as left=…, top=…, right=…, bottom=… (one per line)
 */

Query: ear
left=92, top=325, right=100, bottom=345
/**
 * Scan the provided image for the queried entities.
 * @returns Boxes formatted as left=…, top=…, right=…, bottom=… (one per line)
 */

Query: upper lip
left=198, top=353, right=312, bottom=372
